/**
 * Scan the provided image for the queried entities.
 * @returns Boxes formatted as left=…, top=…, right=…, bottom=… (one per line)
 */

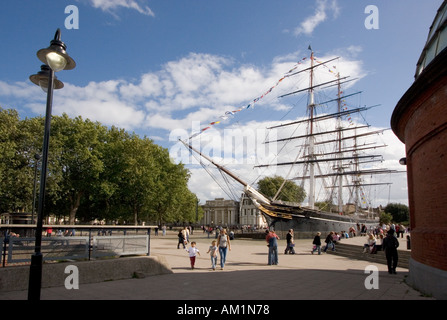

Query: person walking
left=177, top=230, right=186, bottom=249
left=284, top=229, right=295, bottom=254
left=206, top=240, right=218, bottom=270
left=383, top=229, right=399, bottom=274
left=185, top=241, right=200, bottom=269
left=266, top=230, right=280, bottom=265
left=323, top=231, right=335, bottom=252
left=217, top=228, right=231, bottom=270
left=182, top=226, right=190, bottom=244
left=311, top=232, right=321, bottom=255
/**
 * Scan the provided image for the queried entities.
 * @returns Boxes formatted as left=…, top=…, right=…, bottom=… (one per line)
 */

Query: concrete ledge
left=0, top=255, right=173, bottom=292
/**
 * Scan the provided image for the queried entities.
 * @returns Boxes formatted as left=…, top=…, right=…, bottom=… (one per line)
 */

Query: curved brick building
left=391, top=1, right=447, bottom=299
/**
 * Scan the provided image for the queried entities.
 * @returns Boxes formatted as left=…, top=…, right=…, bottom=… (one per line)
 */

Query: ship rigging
left=180, top=47, right=404, bottom=232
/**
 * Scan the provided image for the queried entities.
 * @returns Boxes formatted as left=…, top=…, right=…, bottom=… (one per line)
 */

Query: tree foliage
left=0, top=107, right=201, bottom=225
left=384, top=203, right=409, bottom=223
left=256, top=175, right=306, bottom=203
left=379, top=212, right=393, bottom=225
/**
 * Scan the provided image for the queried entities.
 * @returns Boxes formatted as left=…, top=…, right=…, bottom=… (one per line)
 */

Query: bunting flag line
left=313, top=56, right=339, bottom=77
left=187, top=55, right=342, bottom=140
left=342, top=101, right=356, bottom=126
left=188, top=56, right=313, bottom=140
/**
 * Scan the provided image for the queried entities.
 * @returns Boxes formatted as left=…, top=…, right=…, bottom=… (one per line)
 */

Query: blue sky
left=0, top=0, right=443, bottom=206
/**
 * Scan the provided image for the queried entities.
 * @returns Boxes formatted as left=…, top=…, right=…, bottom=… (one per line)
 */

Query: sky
left=0, top=0, right=444, bottom=207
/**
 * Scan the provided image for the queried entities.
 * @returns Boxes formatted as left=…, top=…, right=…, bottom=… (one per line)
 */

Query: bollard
left=406, top=235, right=411, bottom=249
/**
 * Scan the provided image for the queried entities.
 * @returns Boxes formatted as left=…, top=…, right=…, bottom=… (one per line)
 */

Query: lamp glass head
left=46, top=52, right=67, bottom=72
left=38, top=79, right=49, bottom=92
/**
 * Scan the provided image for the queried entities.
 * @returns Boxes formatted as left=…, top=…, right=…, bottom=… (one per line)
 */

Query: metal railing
left=93, top=235, right=149, bottom=258
left=1, top=224, right=155, bottom=267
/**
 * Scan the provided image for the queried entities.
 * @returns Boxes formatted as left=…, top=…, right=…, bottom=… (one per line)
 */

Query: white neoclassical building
left=239, top=193, right=267, bottom=228
left=201, top=194, right=266, bottom=228
left=201, top=198, right=239, bottom=227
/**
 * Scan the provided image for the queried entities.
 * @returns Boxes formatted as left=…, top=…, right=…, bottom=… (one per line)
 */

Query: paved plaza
left=0, top=231, right=433, bottom=301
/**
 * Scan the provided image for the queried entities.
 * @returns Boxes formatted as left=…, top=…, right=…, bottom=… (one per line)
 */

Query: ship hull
left=259, top=204, right=377, bottom=235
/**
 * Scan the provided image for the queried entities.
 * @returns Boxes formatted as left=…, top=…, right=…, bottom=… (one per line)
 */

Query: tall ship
left=181, top=47, right=400, bottom=234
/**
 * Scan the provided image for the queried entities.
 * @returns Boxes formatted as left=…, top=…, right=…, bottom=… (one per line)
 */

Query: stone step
left=326, top=243, right=410, bottom=269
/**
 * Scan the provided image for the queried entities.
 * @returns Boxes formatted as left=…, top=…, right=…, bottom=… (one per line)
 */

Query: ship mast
left=308, top=48, right=316, bottom=209
left=336, top=73, right=344, bottom=214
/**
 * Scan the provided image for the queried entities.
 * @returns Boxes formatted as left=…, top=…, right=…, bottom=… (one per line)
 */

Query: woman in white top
left=217, top=228, right=231, bottom=270
left=363, top=233, right=376, bottom=253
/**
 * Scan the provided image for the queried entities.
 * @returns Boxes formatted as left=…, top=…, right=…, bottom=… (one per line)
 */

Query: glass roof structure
left=415, top=0, right=447, bottom=78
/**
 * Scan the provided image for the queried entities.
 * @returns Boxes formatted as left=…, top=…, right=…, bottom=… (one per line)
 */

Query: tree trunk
left=69, top=191, right=83, bottom=225
left=134, top=204, right=138, bottom=225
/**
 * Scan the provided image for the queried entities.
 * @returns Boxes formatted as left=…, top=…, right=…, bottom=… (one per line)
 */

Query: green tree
left=384, top=203, right=409, bottom=223
left=0, top=108, right=200, bottom=225
left=49, top=115, right=107, bottom=224
left=149, top=148, right=194, bottom=224
left=117, top=134, right=160, bottom=224
left=0, top=108, right=43, bottom=212
left=379, top=212, right=393, bottom=225
left=0, top=108, right=24, bottom=212
left=315, top=200, right=333, bottom=212
left=89, top=126, right=130, bottom=221
left=257, top=175, right=306, bottom=203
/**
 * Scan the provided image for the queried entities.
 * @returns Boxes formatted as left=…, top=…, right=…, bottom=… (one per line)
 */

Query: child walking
left=206, top=240, right=218, bottom=270
left=186, top=241, right=200, bottom=269
left=311, top=232, right=321, bottom=255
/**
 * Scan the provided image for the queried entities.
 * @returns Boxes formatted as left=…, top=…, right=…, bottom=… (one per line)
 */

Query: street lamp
left=27, top=28, right=75, bottom=301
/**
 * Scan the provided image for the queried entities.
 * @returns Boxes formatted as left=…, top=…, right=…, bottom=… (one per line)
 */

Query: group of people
left=184, top=228, right=344, bottom=269
left=184, top=228, right=231, bottom=270
left=265, top=228, right=299, bottom=265
left=362, top=226, right=401, bottom=274
left=184, top=228, right=288, bottom=269
left=309, top=231, right=339, bottom=255
left=265, top=229, right=331, bottom=263
left=355, top=223, right=407, bottom=238
left=181, top=224, right=403, bottom=274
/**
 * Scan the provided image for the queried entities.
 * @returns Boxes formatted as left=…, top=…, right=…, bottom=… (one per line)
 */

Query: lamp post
left=27, top=28, right=75, bottom=301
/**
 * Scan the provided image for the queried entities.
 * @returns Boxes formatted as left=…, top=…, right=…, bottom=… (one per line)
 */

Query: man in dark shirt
left=383, top=229, right=399, bottom=274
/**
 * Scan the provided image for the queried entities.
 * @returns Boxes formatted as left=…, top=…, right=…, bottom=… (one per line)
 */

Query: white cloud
left=294, top=0, right=340, bottom=36
left=88, top=0, right=155, bottom=17
left=1, top=51, right=366, bottom=136
left=120, top=73, right=163, bottom=101
left=0, top=80, right=42, bottom=100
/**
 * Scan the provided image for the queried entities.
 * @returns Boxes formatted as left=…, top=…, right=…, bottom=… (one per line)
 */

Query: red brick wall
left=398, top=72, right=447, bottom=271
